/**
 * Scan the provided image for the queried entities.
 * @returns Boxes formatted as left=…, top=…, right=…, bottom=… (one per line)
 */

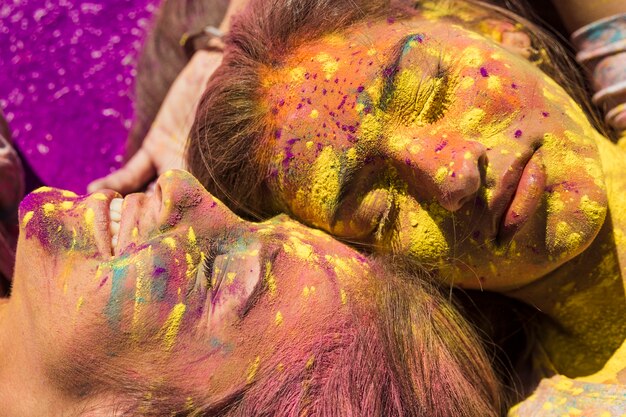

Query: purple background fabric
left=0, top=0, right=160, bottom=193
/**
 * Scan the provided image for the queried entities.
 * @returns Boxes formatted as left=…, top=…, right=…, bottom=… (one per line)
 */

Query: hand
left=87, top=50, right=222, bottom=194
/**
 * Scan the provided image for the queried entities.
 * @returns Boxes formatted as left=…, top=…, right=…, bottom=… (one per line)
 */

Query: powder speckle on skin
left=340, top=289, right=347, bottom=305
left=188, top=227, right=196, bottom=246
left=22, top=211, right=34, bottom=227
left=294, top=146, right=341, bottom=228
left=265, top=261, right=277, bottom=296
left=309, top=109, right=319, bottom=119
left=84, top=208, right=95, bottom=229
left=75, top=296, right=84, bottom=312
left=60, top=201, right=73, bottom=210
left=275, top=311, right=283, bottom=326
left=246, top=356, right=261, bottom=383
left=459, top=107, right=486, bottom=134
left=284, top=236, right=314, bottom=260
left=159, top=302, right=186, bottom=351
left=61, top=190, right=77, bottom=198
left=552, top=221, right=583, bottom=256
left=580, top=195, right=607, bottom=225
left=43, top=203, right=55, bottom=215
left=400, top=200, right=450, bottom=265
left=92, top=193, right=108, bottom=201
left=434, top=166, right=448, bottom=184
left=306, top=355, right=315, bottom=370
left=162, top=237, right=176, bottom=249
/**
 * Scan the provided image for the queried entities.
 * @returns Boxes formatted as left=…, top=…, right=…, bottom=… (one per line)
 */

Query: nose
left=154, top=169, right=242, bottom=228
left=391, top=134, right=486, bottom=212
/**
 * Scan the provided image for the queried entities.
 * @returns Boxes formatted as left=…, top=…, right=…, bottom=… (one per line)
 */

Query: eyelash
left=202, top=245, right=224, bottom=294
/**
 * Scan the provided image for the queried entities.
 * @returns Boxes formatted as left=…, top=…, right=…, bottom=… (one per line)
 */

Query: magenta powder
left=0, top=0, right=161, bottom=193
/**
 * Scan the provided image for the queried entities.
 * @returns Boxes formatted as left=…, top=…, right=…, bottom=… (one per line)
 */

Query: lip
left=496, top=148, right=546, bottom=244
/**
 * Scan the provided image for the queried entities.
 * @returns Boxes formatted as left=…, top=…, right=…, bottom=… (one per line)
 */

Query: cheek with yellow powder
left=18, top=187, right=99, bottom=255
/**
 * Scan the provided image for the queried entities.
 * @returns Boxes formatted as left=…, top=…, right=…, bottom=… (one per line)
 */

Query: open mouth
left=109, top=197, right=124, bottom=254
left=496, top=147, right=545, bottom=244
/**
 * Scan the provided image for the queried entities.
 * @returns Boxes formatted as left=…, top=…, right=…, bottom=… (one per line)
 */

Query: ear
left=477, top=19, right=534, bottom=59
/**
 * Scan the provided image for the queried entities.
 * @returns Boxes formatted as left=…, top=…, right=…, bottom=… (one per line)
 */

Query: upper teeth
left=109, top=198, right=123, bottom=253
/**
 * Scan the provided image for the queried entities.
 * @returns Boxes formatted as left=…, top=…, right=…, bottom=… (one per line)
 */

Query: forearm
left=550, top=0, right=625, bottom=33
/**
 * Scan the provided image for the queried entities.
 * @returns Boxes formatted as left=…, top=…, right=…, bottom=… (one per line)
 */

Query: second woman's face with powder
left=261, top=11, right=608, bottom=290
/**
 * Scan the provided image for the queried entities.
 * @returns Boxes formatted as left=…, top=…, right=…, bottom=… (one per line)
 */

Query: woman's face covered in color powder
left=10, top=170, right=371, bottom=406
left=262, top=11, right=608, bottom=290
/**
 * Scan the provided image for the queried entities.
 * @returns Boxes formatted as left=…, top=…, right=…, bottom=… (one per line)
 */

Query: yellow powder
left=459, top=47, right=484, bottom=68
left=159, top=302, right=186, bottom=351
left=33, top=186, right=53, bottom=193
left=290, top=67, right=306, bottom=82
left=356, top=103, right=365, bottom=112
left=552, top=221, right=583, bottom=256
left=132, top=227, right=139, bottom=238
left=305, top=355, right=315, bottom=370
left=365, top=77, right=383, bottom=107
left=367, top=48, right=377, bottom=56
left=246, top=356, right=261, bottom=383
left=133, top=257, right=151, bottom=341
left=284, top=236, right=314, bottom=260
left=579, top=195, right=607, bottom=225
left=84, top=208, right=95, bottom=229
left=584, top=157, right=606, bottom=189
left=459, top=108, right=486, bottom=134
left=309, top=109, right=319, bottom=119
left=162, top=237, right=176, bottom=249
left=340, top=289, right=347, bottom=305
left=487, top=75, right=502, bottom=91
left=460, top=77, right=475, bottom=90
left=547, top=191, right=565, bottom=214
left=22, top=211, right=34, bottom=227
left=434, top=166, right=448, bottom=185
left=92, top=193, right=108, bottom=201
left=60, top=201, right=73, bottom=210
left=387, top=132, right=413, bottom=154
left=43, top=203, right=55, bottom=215
left=305, top=141, right=314, bottom=149
left=265, top=261, right=277, bottom=296
left=185, top=253, right=195, bottom=279
left=75, top=296, right=84, bottom=312
left=402, top=204, right=450, bottom=264
left=226, top=272, right=237, bottom=284
left=315, top=52, right=338, bottom=80
left=275, top=311, right=283, bottom=326
left=298, top=146, right=340, bottom=227
left=187, top=227, right=196, bottom=246
left=324, top=254, right=356, bottom=277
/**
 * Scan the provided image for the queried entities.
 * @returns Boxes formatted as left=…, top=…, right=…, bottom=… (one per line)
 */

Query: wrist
left=572, top=13, right=626, bottom=134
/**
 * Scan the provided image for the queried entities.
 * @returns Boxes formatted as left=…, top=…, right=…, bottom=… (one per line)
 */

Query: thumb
left=87, top=148, right=156, bottom=194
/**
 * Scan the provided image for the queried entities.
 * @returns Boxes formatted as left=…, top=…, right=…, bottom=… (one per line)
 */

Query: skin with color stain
left=0, top=170, right=374, bottom=415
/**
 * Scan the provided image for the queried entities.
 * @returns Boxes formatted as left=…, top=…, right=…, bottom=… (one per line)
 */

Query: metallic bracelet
left=180, top=25, right=225, bottom=59
left=572, top=13, right=626, bottom=132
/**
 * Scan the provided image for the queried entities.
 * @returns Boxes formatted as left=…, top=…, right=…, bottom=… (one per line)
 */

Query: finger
left=87, top=148, right=156, bottom=194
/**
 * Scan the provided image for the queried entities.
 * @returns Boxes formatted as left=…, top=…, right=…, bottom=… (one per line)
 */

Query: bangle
left=180, top=25, right=225, bottom=60
left=572, top=13, right=626, bottom=133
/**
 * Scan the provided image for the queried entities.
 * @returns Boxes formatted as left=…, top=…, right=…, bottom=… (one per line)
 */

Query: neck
left=508, top=137, right=626, bottom=377
left=0, top=289, right=79, bottom=416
